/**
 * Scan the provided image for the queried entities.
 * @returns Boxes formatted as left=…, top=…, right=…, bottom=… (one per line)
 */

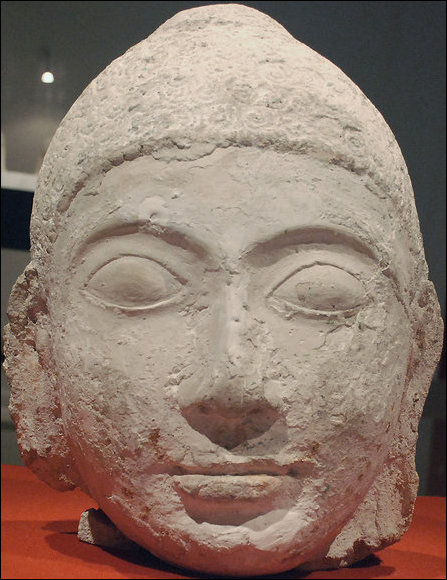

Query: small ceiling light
left=40, top=46, right=55, bottom=83
left=41, top=71, right=54, bottom=84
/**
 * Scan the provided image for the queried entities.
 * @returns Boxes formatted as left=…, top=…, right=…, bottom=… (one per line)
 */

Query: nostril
left=181, top=400, right=281, bottom=451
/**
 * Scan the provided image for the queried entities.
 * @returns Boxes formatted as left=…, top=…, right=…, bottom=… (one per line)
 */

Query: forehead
left=61, top=147, right=397, bottom=258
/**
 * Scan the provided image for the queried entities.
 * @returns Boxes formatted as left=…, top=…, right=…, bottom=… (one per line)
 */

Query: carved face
left=48, top=146, right=411, bottom=574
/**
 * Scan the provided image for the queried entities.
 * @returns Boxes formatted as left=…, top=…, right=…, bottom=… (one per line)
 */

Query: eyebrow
left=242, top=225, right=385, bottom=265
left=78, top=220, right=209, bottom=260
left=79, top=220, right=390, bottom=275
left=80, top=222, right=384, bottom=263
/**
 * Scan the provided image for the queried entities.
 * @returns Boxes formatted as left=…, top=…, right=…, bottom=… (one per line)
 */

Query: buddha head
left=4, top=4, right=443, bottom=577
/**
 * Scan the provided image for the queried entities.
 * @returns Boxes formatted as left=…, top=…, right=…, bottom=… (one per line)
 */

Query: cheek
left=54, top=302, right=195, bottom=378
left=51, top=305, right=196, bottom=457
left=264, top=297, right=410, bottom=437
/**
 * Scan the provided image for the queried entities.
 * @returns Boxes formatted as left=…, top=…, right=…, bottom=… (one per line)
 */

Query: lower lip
left=173, top=474, right=284, bottom=501
left=173, top=474, right=295, bottom=525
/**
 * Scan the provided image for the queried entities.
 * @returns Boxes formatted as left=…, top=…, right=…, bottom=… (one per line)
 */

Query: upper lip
left=162, top=457, right=316, bottom=477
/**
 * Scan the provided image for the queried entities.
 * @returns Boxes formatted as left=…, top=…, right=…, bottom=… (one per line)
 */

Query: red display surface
left=1, top=464, right=445, bottom=579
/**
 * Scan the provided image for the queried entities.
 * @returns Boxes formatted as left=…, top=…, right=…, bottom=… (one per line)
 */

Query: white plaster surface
left=3, top=4, right=443, bottom=577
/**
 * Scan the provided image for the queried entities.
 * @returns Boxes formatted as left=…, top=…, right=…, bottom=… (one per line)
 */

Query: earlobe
left=3, top=262, right=82, bottom=491
left=415, top=280, right=444, bottom=367
left=405, top=280, right=444, bottom=410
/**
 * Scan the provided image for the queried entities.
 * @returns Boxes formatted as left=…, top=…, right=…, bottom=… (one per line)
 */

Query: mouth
left=173, top=473, right=300, bottom=526
left=174, top=473, right=284, bottom=500
left=165, top=455, right=316, bottom=478
left=168, top=458, right=315, bottom=526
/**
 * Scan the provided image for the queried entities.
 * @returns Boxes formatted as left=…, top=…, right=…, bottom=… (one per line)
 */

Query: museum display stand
left=2, top=465, right=445, bottom=579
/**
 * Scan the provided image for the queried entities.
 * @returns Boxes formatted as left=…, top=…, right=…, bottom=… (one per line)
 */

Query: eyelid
left=87, top=253, right=187, bottom=285
left=83, top=255, right=185, bottom=312
left=269, top=299, right=361, bottom=320
left=268, top=262, right=369, bottom=318
left=76, top=223, right=210, bottom=267
left=72, top=231, right=215, bottom=296
left=268, top=260, right=362, bottom=292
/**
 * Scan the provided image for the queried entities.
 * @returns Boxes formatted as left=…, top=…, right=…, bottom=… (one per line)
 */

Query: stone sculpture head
left=4, top=4, right=443, bottom=577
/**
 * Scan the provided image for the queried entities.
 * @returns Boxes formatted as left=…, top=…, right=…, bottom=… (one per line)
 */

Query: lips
left=164, top=455, right=316, bottom=478
left=173, top=473, right=298, bottom=526
left=173, top=474, right=284, bottom=501
left=145, top=454, right=316, bottom=525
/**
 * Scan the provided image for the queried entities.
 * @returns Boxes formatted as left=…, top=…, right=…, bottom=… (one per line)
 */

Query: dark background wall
left=1, top=1, right=445, bottom=494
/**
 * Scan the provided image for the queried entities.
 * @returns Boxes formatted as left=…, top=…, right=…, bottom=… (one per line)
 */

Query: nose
left=178, top=276, right=280, bottom=450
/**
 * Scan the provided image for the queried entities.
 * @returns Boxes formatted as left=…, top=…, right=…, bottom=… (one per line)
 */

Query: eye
left=84, top=256, right=183, bottom=310
left=270, top=264, right=367, bottom=317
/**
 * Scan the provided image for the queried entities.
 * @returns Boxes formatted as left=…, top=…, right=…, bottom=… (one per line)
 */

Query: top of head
left=31, top=3, right=424, bottom=281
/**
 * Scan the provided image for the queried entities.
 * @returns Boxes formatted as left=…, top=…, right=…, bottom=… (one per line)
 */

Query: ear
left=405, top=279, right=444, bottom=409
left=390, top=278, right=444, bottom=479
left=3, top=262, right=82, bottom=490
